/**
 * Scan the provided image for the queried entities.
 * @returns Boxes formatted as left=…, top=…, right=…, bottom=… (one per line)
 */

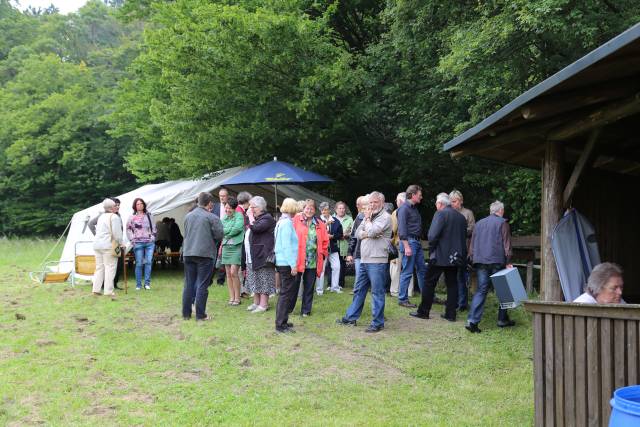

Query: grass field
left=0, top=238, right=534, bottom=426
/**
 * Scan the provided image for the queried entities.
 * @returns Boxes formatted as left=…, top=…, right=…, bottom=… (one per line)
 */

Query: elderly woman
left=274, top=198, right=300, bottom=332
left=244, top=196, right=277, bottom=313
left=574, top=262, right=625, bottom=304
left=92, top=198, right=123, bottom=297
left=222, top=197, right=245, bottom=305
left=293, top=199, right=329, bottom=317
left=126, top=197, right=157, bottom=290
left=316, top=202, right=343, bottom=294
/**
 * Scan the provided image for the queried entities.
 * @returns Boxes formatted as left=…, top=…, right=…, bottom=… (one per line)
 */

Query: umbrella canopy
left=221, top=159, right=333, bottom=185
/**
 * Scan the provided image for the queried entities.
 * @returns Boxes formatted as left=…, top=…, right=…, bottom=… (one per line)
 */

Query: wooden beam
left=521, top=77, right=640, bottom=121
left=548, top=93, right=640, bottom=141
left=563, top=128, right=601, bottom=207
left=541, top=141, right=564, bottom=301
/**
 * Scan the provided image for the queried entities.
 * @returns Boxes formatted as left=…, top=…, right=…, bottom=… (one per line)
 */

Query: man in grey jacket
left=337, top=191, right=392, bottom=333
left=182, top=192, right=224, bottom=321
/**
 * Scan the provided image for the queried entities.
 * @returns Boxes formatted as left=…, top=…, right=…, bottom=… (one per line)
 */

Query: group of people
left=91, top=184, right=626, bottom=334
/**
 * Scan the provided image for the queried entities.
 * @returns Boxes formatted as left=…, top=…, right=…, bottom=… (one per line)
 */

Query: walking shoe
left=276, top=327, right=295, bottom=334
left=144, top=284, right=151, bottom=290
left=330, top=288, right=343, bottom=294
left=246, top=303, right=257, bottom=311
left=302, top=313, right=310, bottom=318
left=252, top=305, right=267, bottom=313
left=409, top=311, right=429, bottom=319
left=440, top=314, right=456, bottom=322
left=286, top=322, right=294, bottom=328
left=399, top=301, right=417, bottom=308
left=316, top=291, right=323, bottom=296
left=365, top=325, right=384, bottom=333
left=336, top=318, right=356, bottom=326
left=497, top=320, right=516, bottom=328
left=135, top=286, right=141, bottom=291
left=465, top=322, right=481, bottom=333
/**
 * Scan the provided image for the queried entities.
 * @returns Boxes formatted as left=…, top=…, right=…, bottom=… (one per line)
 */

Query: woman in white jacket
left=92, top=198, right=124, bottom=297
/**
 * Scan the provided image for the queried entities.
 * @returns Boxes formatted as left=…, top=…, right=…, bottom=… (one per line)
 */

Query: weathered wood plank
left=526, top=261, right=534, bottom=294
left=534, top=313, right=545, bottom=427
left=541, top=142, right=564, bottom=301
left=575, top=316, right=587, bottom=427
left=554, top=315, right=565, bottom=426
left=545, top=314, right=556, bottom=427
left=628, top=321, right=639, bottom=385
left=614, top=320, right=626, bottom=390
left=562, top=128, right=600, bottom=207
left=523, top=301, right=640, bottom=320
left=587, top=317, right=600, bottom=427
left=564, top=315, right=576, bottom=427
left=600, top=318, right=613, bottom=424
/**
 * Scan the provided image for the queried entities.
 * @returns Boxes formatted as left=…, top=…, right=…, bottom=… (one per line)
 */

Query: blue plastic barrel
left=610, top=385, right=640, bottom=426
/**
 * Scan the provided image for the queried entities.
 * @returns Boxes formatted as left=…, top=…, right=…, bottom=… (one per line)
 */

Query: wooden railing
left=524, top=301, right=640, bottom=427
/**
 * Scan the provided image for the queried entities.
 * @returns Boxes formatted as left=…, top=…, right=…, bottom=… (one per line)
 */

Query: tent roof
left=443, top=23, right=640, bottom=175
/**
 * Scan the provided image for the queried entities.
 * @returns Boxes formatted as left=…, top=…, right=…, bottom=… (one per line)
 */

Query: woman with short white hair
left=92, top=198, right=123, bottom=297
left=244, top=196, right=276, bottom=312
left=574, top=262, right=625, bottom=304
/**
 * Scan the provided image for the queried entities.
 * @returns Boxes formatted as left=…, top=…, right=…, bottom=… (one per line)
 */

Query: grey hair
left=250, top=196, right=267, bottom=211
left=396, top=192, right=406, bottom=202
left=198, top=192, right=213, bottom=207
left=490, top=201, right=504, bottom=215
left=369, top=191, right=385, bottom=203
left=586, top=262, right=623, bottom=297
left=237, top=191, right=252, bottom=204
left=319, top=201, right=330, bottom=211
left=103, top=198, right=116, bottom=212
left=436, top=192, right=450, bottom=206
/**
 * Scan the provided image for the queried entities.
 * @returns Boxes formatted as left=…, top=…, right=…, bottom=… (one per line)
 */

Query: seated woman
left=573, top=262, right=625, bottom=304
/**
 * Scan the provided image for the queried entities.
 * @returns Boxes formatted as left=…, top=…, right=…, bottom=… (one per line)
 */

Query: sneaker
left=135, top=286, right=141, bottom=291
left=465, top=322, right=481, bottom=333
left=330, top=288, right=343, bottom=294
left=336, top=318, right=356, bottom=326
left=252, top=305, right=267, bottom=313
left=365, top=325, right=384, bottom=333
left=144, top=284, right=151, bottom=290
left=316, top=291, right=323, bottom=296
left=247, top=303, right=257, bottom=311
left=302, top=313, right=310, bottom=318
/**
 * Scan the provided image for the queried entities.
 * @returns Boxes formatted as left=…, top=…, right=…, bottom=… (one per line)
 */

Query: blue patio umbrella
left=221, top=157, right=333, bottom=209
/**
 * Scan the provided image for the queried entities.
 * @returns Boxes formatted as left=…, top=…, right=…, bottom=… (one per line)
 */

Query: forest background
left=1, top=0, right=639, bottom=236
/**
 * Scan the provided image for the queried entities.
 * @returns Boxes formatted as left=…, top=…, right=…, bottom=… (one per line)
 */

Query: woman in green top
left=222, top=197, right=245, bottom=305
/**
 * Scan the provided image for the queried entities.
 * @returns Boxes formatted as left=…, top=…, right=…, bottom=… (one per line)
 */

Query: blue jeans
left=467, top=264, right=510, bottom=325
left=353, top=258, right=362, bottom=291
left=457, top=267, right=470, bottom=309
left=398, top=239, right=426, bottom=302
left=182, top=256, right=214, bottom=319
left=133, top=242, right=155, bottom=288
left=343, top=263, right=387, bottom=328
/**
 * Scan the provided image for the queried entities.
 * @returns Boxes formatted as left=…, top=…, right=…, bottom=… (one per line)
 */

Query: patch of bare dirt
left=35, top=339, right=56, bottom=347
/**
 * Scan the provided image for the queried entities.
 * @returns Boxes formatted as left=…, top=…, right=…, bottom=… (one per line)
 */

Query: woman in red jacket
left=293, top=199, right=329, bottom=317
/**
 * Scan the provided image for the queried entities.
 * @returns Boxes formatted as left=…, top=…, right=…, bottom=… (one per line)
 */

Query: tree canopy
left=1, top=0, right=639, bottom=235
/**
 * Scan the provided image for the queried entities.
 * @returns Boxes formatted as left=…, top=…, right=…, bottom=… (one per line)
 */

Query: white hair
left=396, top=192, right=406, bottom=202
left=449, top=190, right=463, bottom=202
left=103, top=198, right=116, bottom=212
left=250, top=196, right=267, bottom=211
left=319, top=201, right=330, bottom=211
left=490, top=201, right=504, bottom=215
left=436, top=192, right=450, bottom=206
left=369, top=191, right=385, bottom=203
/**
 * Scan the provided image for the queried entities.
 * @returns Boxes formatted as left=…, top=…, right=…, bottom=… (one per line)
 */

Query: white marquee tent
left=59, top=167, right=334, bottom=274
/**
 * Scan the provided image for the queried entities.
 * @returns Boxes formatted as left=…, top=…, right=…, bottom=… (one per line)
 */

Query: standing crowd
left=91, top=185, right=520, bottom=334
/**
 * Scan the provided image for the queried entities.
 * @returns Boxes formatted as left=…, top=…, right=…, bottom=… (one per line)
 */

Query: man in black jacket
left=410, top=193, right=467, bottom=321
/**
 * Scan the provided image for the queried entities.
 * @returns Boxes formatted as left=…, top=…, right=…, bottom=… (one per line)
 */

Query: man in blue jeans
left=466, top=201, right=514, bottom=333
left=397, top=184, right=427, bottom=308
left=450, top=190, right=475, bottom=311
left=337, top=191, right=392, bottom=333
left=182, top=192, right=224, bottom=321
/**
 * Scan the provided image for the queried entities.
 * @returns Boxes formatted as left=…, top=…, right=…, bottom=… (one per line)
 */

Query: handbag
left=387, top=242, right=398, bottom=261
left=109, top=214, right=122, bottom=258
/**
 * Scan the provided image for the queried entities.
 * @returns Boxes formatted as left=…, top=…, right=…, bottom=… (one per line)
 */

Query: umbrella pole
left=274, top=183, right=278, bottom=218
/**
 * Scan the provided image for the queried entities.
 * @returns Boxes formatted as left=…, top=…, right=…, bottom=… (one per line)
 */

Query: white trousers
left=316, top=252, right=341, bottom=293
left=92, top=249, right=118, bottom=295
left=390, top=250, right=413, bottom=297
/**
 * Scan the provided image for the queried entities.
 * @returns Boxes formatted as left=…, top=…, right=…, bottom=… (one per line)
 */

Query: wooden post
left=541, top=141, right=564, bottom=301
left=526, top=261, right=534, bottom=294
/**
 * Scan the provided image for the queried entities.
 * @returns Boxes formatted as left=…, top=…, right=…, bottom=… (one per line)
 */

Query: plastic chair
left=71, top=241, right=96, bottom=286
left=29, top=261, right=72, bottom=284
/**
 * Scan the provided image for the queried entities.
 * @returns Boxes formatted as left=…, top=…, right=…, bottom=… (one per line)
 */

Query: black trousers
left=299, top=268, right=317, bottom=315
left=417, top=265, right=459, bottom=319
left=275, top=266, right=300, bottom=329
left=338, top=255, right=347, bottom=288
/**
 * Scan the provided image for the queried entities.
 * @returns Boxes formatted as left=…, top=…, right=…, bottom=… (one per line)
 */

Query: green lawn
left=0, top=238, right=533, bottom=426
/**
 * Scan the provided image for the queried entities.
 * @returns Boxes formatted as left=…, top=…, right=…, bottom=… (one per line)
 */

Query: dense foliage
left=2, top=0, right=639, bottom=235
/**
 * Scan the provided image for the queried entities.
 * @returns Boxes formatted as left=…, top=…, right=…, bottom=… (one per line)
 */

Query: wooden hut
left=444, top=24, right=640, bottom=426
